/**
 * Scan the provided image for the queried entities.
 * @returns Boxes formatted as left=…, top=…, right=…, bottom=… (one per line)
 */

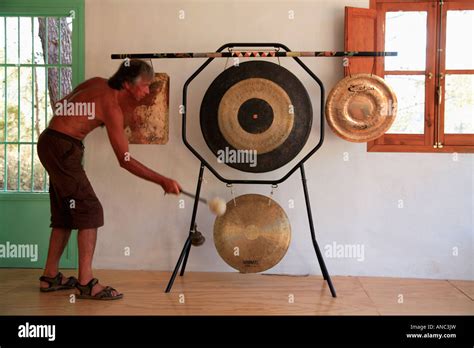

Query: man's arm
left=103, top=100, right=181, bottom=194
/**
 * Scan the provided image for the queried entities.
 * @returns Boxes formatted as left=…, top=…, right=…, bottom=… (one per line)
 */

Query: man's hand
left=161, top=177, right=182, bottom=195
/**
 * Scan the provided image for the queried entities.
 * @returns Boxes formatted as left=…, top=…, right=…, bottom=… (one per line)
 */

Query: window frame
left=439, top=1, right=474, bottom=147
left=368, top=0, right=474, bottom=153
left=0, top=0, right=84, bottom=194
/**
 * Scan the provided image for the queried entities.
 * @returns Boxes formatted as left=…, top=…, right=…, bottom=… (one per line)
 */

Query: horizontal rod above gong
left=111, top=51, right=397, bottom=59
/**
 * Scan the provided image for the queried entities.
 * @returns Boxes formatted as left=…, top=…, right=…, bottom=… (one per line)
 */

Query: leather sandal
left=39, top=272, right=78, bottom=292
left=75, top=278, right=123, bottom=300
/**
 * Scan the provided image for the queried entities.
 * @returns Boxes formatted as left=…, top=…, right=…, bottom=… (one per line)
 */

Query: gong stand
left=112, top=43, right=397, bottom=298
left=174, top=42, right=337, bottom=297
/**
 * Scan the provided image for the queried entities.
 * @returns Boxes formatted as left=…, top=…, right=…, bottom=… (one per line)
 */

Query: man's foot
left=76, top=278, right=123, bottom=300
left=39, top=272, right=78, bottom=292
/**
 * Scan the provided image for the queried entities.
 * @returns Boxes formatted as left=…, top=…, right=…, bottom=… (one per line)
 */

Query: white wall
left=84, top=0, right=473, bottom=280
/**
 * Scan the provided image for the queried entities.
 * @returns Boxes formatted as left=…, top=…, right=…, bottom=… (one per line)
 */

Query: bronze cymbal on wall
left=325, top=73, right=397, bottom=143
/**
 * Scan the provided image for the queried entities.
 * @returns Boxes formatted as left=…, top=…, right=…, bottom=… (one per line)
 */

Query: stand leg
left=179, top=242, right=192, bottom=277
left=180, top=164, right=205, bottom=276
left=165, top=164, right=205, bottom=292
left=300, top=164, right=337, bottom=298
left=165, top=236, right=192, bottom=293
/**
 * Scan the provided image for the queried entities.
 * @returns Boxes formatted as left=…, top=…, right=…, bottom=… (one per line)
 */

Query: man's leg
left=40, top=228, right=72, bottom=289
left=77, top=228, right=120, bottom=297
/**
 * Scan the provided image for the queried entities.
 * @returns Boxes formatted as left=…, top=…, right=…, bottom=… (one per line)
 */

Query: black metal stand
left=165, top=43, right=337, bottom=297
left=300, top=165, right=336, bottom=297
left=165, top=164, right=204, bottom=293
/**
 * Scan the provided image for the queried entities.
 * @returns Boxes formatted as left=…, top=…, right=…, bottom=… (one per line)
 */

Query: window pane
left=61, top=67, right=72, bottom=98
left=61, top=17, right=73, bottom=65
left=385, top=75, right=425, bottom=134
left=45, top=68, right=54, bottom=126
left=48, top=67, right=59, bottom=104
left=19, top=144, right=32, bottom=191
left=33, top=149, right=45, bottom=191
left=33, top=18, right=45, bottom=64
left=444, top=74, right=474, bottom=134
left=35, top=18, right=57, bottom=65
left=46, top=67, right=73, bottom=103
left=46, top=18, right=59, bottom=65
left=6, top=17, right=18, bottom=64
left=20, top=67, right=33, bottom=142
left=6, top=67, right=19, bottom=142
left=34, top=67, right=48, bottom=136
left=19, top=17, right=32, bottom=65
left=6, top=143, right=18, bottom=191
left=0, top=144, right=4, bottom=190
left=446, top=10, right=474, bottom=70
left=385, top=11, right=427, bottom=71
left=0, top=67, right=4, bottom=143
left=0, top=17, right=5, bottom=64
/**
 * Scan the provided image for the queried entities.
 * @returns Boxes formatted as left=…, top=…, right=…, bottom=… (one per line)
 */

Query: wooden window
left=345, top=0, right=474, bottom=153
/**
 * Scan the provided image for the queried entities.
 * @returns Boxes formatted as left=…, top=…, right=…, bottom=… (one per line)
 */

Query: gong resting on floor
left=200, top=61, right=313, bottom=173
left=213, top=194, right=291, bottom=273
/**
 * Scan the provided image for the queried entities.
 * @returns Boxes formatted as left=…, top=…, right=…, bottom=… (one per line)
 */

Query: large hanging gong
left=200, top=61, right=312, bottom=173
left=214, top=194, right=291, bottom=273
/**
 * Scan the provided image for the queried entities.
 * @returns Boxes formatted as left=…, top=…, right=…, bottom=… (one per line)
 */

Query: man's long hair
left=108, top=59, right=154, bottom=90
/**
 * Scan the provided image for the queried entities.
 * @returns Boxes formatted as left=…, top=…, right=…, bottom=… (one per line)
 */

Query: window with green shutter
left=0, top=0, right=85, bottom=192
left=0, top=0, right=84, bottom=269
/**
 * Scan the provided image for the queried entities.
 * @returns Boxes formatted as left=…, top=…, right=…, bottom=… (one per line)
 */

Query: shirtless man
left=37, top=59, right=181, bottom=300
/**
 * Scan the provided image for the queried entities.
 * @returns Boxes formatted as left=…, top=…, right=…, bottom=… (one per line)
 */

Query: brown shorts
left=37, top=128, right=104, bottom=229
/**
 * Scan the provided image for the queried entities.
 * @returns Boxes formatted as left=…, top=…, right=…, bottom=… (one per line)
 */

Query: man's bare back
left=48, top=76, right=181, bottom=194
left=49, top=77, right=110, bottom=139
